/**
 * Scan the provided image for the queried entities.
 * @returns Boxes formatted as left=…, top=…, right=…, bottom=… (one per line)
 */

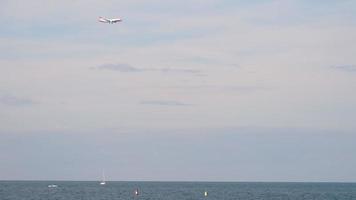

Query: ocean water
left=1, top=181, right=356, bottom=200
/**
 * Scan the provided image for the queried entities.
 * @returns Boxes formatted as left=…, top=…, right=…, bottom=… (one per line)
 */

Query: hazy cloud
left=0, top=94, right=36, bottom=106
left=331, top=65, right=356, bottom=72
left=157, top=68, right=201, bottom=74
left=140, top=100, right=193, bottom=106
left=178, top=56, right=240, bottom=68
left=222, top=86, right=268, bottom=92
left=95, top=63, right=202, bottom=74
left=166, top=85, right=268, bottom=93
left=96, top=64, right=141, bottom=72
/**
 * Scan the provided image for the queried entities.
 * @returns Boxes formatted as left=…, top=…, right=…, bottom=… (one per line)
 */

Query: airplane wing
left=98, top=17, right=110, bottom=23
left=111, top=19, right=122, bottom=23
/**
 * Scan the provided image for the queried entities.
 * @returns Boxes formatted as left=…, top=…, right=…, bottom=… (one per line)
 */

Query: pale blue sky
left=0, top=0, right=356, bottom=181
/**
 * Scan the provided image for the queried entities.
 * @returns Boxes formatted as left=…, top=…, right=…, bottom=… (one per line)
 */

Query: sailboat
left=134, top=188, right=139, bottom=196
left=204, top=190, right=208, bottom=197
left=100, top=170, right=106, bottom=185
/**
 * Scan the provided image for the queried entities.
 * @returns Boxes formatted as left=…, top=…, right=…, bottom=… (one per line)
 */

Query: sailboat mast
left=100, top=169, right=106, bottom=185
left=102, top=170, right=105, bottom=182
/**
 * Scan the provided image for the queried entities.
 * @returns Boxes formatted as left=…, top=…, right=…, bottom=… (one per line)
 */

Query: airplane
left=98, top=16, right=122, bottom=24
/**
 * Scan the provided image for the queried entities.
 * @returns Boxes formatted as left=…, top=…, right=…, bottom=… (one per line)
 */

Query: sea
left=1, top=181, right=356, bottom=200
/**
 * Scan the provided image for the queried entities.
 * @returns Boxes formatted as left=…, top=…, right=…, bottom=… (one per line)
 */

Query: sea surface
left=1, top=181, right=356, bottom=200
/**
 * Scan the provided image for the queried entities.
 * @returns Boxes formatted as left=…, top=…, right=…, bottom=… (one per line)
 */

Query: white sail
left=100, top=170, right=106, bottom=185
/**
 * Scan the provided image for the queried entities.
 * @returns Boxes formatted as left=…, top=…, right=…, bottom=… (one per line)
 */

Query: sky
left=0, top=0, right=356, bottom=182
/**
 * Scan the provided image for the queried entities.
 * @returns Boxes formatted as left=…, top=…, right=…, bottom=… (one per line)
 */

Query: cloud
left=331, top=65, right=356, bottom=72
left=221, top=86, right=268, bottom=92
left=157, top=68, right=201, bottom=74
left=95, top=63, right=202, bottom=74
left=96, top=63, right=140, bottom=72
left=0, top=94, right=36, bottom=106
left=166, top=85, right=268, bottom=93
left=140, top=100, right=193, bottom=106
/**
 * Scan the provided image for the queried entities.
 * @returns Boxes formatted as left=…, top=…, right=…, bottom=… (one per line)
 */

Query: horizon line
left=1, top=180, right=355, bottom=184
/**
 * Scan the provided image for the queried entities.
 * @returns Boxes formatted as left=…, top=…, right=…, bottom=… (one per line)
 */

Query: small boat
left=48, top=184, right=58, bottom=188
left=204, top=191, right=208, bottom=197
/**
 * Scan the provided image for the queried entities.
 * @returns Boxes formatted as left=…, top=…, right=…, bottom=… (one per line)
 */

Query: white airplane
left=98, top=16, right=122, bottom=24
